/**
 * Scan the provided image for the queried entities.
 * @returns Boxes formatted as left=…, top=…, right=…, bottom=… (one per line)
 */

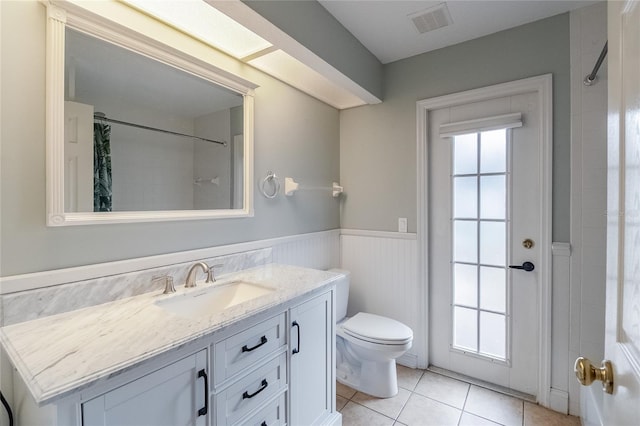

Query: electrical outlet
left=398, top=217, right=408, bottom=233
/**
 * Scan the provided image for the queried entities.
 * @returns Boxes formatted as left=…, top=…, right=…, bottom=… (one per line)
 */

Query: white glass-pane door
left=451, top=129, right=508, bottom=361
left=429, top=90, right=543, bottom=397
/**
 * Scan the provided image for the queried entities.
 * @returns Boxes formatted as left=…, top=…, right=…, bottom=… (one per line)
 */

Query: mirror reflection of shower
left=64, top=28, right=244, bottom=213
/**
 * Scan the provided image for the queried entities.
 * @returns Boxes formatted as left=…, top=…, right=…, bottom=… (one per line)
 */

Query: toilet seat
left=342, top=313, right=413, bottom=345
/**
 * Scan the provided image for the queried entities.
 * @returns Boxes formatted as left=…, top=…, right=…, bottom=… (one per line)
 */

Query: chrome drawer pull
left=242, top=335, right=268, bottom=353
left=242, top=379, right=268, bottom=399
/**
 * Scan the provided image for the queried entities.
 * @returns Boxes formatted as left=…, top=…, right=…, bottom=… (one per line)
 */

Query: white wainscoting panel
left=272, top=230, right=340, bottom=270
left=340, top=230, right=418, bottom=365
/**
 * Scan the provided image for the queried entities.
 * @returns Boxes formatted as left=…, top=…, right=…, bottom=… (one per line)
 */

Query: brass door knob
left=574, top=356, right=613, bottom=394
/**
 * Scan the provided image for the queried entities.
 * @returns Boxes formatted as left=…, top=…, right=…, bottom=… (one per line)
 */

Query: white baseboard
left=397, top=352, right=419, bottom=369
left=549, top=388, right=569, bottom=414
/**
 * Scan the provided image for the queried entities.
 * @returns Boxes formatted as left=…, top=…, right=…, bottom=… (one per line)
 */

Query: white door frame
left=416, top=74, right=553, bottom=406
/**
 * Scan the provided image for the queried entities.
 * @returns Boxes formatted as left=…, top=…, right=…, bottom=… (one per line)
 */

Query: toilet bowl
left=330, top=269, right=413, bottom=398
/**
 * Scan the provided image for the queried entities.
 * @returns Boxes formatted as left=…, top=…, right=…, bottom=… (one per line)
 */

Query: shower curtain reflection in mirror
left=93, top=122, right=112, bottom=212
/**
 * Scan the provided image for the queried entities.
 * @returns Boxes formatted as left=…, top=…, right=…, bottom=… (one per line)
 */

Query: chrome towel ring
left=260, top=171, right=280, bottom=199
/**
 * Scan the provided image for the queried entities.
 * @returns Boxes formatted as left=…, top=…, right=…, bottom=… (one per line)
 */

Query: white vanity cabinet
left=289, top=291, right=335, bottom=426
left=7, top=283, right=339, bottom=426
left=82, top=349, right=208, bottom=426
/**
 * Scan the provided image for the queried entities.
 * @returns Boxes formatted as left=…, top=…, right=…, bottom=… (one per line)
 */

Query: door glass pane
left=454, top=133, right=477, bottom=174
left=454, top=263, right=477, bottom=307
left=480, top=312, right=506, bottom=358
left=450, top=127, right=510, bottom=362
left=454, top=306, right=477, bottom=351
left=480, top=221, right=505, bottom=266
left=480, top=129, right=506, bottom=173
left=454, top=176, right=477, bottom=218
left=480, top=266, right=506, bottom=312
left=454, top=221, right=477, bottom=263
left=480, top=175, right=505, bottom=219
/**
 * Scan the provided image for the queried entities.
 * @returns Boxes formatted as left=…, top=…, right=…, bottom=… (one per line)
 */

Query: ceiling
left=318, top=0, right=598, bottom=64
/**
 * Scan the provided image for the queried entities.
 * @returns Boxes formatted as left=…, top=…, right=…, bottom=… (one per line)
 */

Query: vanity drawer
left=212, top=312, right=286, bottom=385
left=236, top=391, right=287, bottom=426
left=214, top=352, right=287, bottom=425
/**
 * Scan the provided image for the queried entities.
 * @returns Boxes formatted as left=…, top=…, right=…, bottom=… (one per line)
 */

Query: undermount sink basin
left=156, top=280, right=275, bottom=318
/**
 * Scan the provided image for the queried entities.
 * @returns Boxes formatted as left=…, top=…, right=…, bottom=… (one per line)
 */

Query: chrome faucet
left=185, top=262, right=210, bottom=288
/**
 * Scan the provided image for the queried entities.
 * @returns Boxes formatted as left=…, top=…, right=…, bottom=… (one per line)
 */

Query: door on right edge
left=602, top=0, right=640, bottom=423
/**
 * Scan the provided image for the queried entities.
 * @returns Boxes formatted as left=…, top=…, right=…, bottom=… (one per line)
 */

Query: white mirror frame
left=45, top=2, right=256, bottom=226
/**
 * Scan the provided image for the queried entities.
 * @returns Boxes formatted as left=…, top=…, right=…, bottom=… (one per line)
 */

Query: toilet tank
left=329, top=269, right=350, bottom=321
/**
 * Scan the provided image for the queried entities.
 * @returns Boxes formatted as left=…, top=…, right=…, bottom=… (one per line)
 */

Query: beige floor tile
left=464, top=386, right=523, bottom=426
left=340, top=401, right=395, bottom=426
left=414, top=371, right=470, bottom=409
left=523, top=401, right=581, bottom=426
left=337, top=381, right=358, bottom=399
left=459, top=412, right=502, bottom=425
left=397, top=393, right=461, bottom=426
left=397, top=365, right=424, bottom=391
left=352, top=387, right=412, bottom=419
left=337, top=395, right=349, bottom=411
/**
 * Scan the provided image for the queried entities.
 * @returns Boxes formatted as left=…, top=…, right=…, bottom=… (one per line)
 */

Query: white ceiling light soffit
left=206, top=0, right=378, bottom=109
left=124, top=0, right=272, bottom=58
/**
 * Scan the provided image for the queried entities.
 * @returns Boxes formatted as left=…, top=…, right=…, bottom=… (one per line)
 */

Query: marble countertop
left=0, top=264, right=340, bottom=406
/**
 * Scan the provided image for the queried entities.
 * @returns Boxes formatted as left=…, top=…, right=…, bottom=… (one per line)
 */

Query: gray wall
left=230, top=105, right=243, bottom=137
left=0, top=3, right=573, bottom=276
left=0, top=1, right=340, bottom=276
left=243, top=0, right=383, bottom=101
left=340, top=13, right=571, bottom=242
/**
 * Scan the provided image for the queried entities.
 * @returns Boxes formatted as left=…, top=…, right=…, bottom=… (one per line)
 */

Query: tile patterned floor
left=336, top=366, right=581, bottom=426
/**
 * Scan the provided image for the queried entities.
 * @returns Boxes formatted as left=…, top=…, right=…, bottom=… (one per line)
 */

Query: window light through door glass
left=451, top=128, right=509, bottom=361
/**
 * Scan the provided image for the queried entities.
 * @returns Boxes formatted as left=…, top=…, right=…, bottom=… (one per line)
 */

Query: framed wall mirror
left=45, top=3, right=256, bottom=226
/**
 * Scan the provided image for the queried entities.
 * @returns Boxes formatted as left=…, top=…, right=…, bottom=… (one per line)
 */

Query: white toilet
left=331, top=269, right=413, bottom=398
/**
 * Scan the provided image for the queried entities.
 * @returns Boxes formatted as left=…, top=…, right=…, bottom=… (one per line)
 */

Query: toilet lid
left=342, top=313, right=413, bottom=344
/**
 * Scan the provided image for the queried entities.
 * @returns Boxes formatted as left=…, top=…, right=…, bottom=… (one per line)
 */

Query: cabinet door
left=289, top=292, right=333, bottom=426
left=82, top=350, right=208, bottom=426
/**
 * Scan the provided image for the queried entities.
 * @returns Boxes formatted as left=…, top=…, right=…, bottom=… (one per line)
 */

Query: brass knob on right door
left=574, top=356, right=614, bottom=394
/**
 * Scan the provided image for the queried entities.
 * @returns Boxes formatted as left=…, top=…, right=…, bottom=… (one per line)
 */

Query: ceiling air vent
left=408, top=3, right=453, bottom=34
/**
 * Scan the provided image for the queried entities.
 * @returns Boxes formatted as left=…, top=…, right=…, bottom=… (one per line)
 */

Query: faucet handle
left=153, top=275, right=176, bottom=294
left=163, top=276, right=176, bottom=294
left=208, top=264, right=224, bottom=283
